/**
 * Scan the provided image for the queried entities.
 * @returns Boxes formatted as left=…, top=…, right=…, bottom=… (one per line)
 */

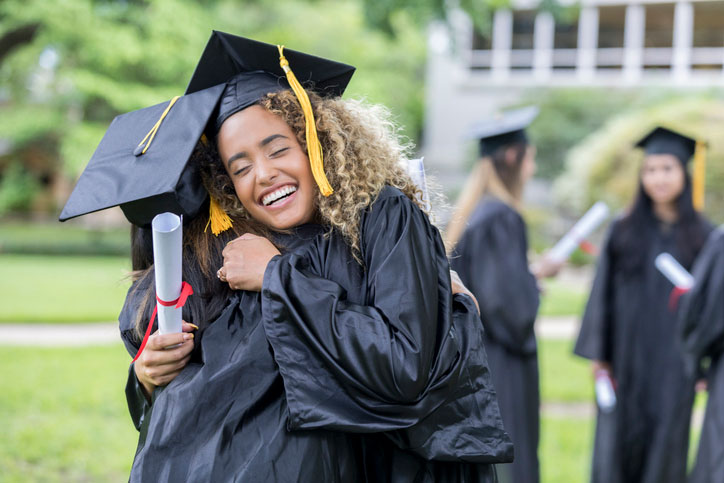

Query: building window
left=512, top=10, right=536, bottom=49
left=693, top=1, right=724, bottom=47
left=645, top=3, right=674, bottom=48
left=472, top=29, right=492, bottom=50
left=554, top=17, right=578, bottom=49
left=598, top=6, right=626, bottom=49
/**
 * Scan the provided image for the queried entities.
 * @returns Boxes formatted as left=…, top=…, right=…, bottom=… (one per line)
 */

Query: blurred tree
left=555, top=93, right=724, bottom=224
left=0, top=0, right=427, bottom=217
left=520, top=89, right=642, bottom=180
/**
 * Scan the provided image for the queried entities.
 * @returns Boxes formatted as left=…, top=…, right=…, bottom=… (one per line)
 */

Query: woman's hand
left=134, top=321, right=196, bottom=399
left=531, top=254, right=565, bottom=280
left=218, top=233, right=281, bottom=291
left=450, top=270, right=480, bottom=314
left=592, top=359, right=612, bottom=376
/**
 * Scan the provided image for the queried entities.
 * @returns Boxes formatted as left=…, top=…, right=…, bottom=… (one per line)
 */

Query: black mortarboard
left=60, top=31, right=356, bottom=228
left=468, top=106, right=539, bottom=157
left=186, top=31, right=356, bottom=133
left=59, top=84, right=225, bottom=227
left=635, top=126, right=697, bottom=165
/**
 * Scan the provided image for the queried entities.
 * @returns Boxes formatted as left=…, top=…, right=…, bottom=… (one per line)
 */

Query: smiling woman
left=574, top=126, right=713, bottom=483
left=103, top=31, right=514, bottom=483
left=217, top=105, right=318, bottom=230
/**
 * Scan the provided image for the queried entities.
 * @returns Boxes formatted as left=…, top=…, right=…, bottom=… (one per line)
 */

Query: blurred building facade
left=423, top=0, right=724, bottom=185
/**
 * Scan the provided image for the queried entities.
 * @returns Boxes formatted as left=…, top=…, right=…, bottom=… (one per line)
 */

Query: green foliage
left=0, top=162, right=40, bottom=215
left=555, top=92, right=724, bottom=223
left=1, top=0, right=429, bottom=216
left=520, top=89, right=643, bottom=179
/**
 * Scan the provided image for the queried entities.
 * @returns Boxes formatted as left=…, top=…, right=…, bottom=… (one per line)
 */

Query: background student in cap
left=63, top=31, right=514, bottom=481
left=574, top=126, right=712, bottom=483
left=445, top=106, right=562, bottom=483
left=678, top=225, right=724, bottom=483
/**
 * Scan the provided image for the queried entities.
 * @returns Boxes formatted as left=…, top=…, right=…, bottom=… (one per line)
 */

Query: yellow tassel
left=134, top=96, right=180, bottom=156
left=205, top=195, right=233, bottom=236
left=692, top=140, right=707, bottom=211
left=277, top=45, right=333, bottom=197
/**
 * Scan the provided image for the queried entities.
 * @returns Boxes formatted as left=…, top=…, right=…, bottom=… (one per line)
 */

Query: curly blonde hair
left=204, top=90, right=424, bottom=260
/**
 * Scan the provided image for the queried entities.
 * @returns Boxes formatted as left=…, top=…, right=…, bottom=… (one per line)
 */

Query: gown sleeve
left=451, top=207, right=540, bottom=354
left=679, top=228, right=724, bottom=376
left=261, top=190, right=512, bottom=461
left=574, top=225, right=615, bottom=362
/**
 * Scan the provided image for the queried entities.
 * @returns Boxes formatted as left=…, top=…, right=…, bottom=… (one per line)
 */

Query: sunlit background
left=1, top=0, right=723, bottom=480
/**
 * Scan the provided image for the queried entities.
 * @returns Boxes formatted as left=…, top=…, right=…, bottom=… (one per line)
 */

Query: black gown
left=679, top=227, right=724, bottom=483
left=450, top=197, right=541, bottom=483
left=575, top=218, right=710, bottom=483
left=120, top=186, right=513, bottom=482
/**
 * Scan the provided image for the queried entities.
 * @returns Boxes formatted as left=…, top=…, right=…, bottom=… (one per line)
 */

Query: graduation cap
left=187, top=31, right=355, bottom=197
left=59, top=31, right=356, bottom=230
left=59, top=84, right=225, bottom=227
left=635, top=126, right=708, bottom=210
left=468, top=106, right=539, bottom=157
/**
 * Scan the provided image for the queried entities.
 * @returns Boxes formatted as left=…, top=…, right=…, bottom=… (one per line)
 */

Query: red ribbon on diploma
left=132, top=281, right=194, bottom=362
left=579, top=240, right=599, bottom=256
left=668, top=286, right=689, bottom=312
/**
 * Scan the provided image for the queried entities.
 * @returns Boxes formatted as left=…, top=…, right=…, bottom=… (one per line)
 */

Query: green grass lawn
left=540, top=414, right=594, bottom=483
left=539, top=339, right=592, bottom=403
left=0, top=254, right=131, bottom=322
left=539, top=279, right=588, bottom=318
left=0, top=253, right=589, bottom=323
left=0, top=344, right=137, bottom=482
left=2, top=340, right=599, bottom=482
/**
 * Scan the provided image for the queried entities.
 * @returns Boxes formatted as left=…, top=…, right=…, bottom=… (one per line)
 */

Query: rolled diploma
left=407, top=157, right=431, bottom=212
left=655, top=252, right=694, bottom=289
left=548, top=201, right=610, bottom=262
left=152, top=212, right=183, bottom=334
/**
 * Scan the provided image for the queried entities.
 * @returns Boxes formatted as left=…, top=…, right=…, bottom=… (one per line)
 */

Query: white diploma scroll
left=595, top=370, right=616, bottom=413
left=152, top=212, right=183, bottom=334
left=655, top=252, right=694, bottom=289
left=406, top=157, right=431, bottom=212
left=548, top=201, right=610, bottom=263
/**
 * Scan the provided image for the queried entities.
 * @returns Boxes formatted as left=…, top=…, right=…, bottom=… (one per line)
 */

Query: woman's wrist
left=133, top=362, right=155, bottom=401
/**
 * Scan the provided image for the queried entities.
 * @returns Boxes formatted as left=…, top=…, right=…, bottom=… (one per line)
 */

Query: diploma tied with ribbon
left=549, top=202, right=610, bottom=263
left=132, top=212, right=193, bottom=362
left=152, top=212, right=184, bottom=334
left=655, top=252, right=694, bottom=310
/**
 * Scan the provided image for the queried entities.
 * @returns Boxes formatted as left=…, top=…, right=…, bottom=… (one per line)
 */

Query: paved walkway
left=0, top=317, right=580, bottom=346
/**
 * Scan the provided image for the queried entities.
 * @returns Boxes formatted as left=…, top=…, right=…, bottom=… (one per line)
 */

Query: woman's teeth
left=262, top=186, right=297, bottom=206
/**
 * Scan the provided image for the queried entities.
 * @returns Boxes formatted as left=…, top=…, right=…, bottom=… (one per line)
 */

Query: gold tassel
left=692, top=140, right=707, bottom=211
left=134, top=96, right=180, bottom=156
left=205, top=195, right=233, bottom=236
left=277, top=45, right=333, bottom=197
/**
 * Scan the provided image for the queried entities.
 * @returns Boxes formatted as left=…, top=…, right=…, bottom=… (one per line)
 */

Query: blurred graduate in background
left=679, top=225, right=724, bottom=483
left=446, top=107, right=563, bottom=483
left=574, top=127, right=712, bottom=483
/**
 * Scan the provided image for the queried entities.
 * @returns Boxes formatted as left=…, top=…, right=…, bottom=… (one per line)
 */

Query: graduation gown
left=575, top=218, right=709, bottom=483
left=450, top=198, right=541, bottom=483
left=120, top=186, right=513, bottom=482
left=679, top=227, right=724, bottom=483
